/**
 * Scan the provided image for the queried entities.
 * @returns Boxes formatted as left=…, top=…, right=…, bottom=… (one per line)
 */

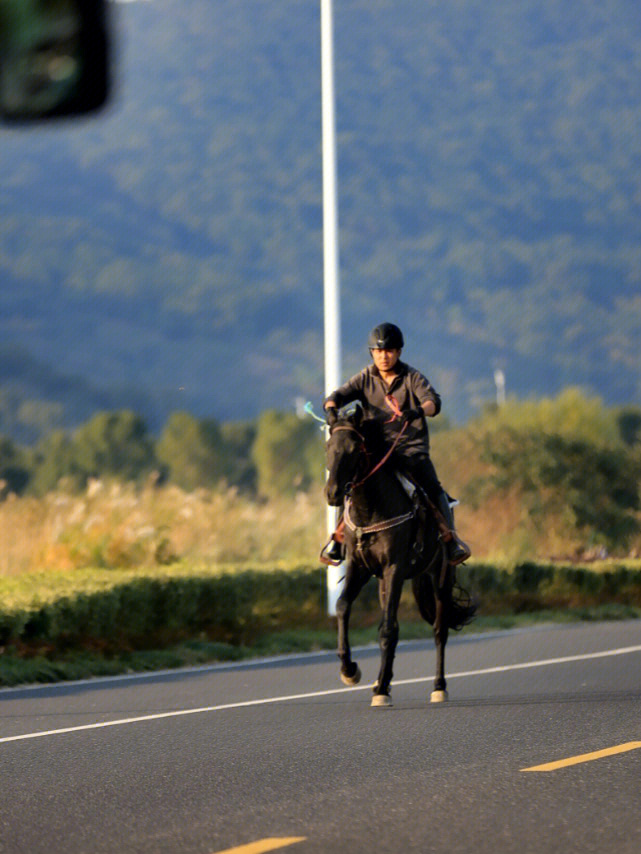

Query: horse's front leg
left=372, top=566, right=403, bottom=707
left=431, top=561, right=452, bottom=703
left=336, top=557, right=369, bottom=686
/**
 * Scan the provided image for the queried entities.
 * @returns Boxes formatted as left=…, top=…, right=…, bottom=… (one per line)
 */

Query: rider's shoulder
left=339, top=367, right=369, bottom=387
left=361, top=364, right=377, bottom=380
left=400, top=362, right=424, bottom=379
left=403, top=363, right=436, bottom=390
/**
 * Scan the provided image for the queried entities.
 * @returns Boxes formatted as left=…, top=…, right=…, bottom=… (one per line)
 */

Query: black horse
left=325, top=406, right=475, bottom=707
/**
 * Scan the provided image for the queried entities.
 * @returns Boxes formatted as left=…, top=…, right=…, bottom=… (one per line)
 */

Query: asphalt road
left=1, top=620, right=640, bottom=854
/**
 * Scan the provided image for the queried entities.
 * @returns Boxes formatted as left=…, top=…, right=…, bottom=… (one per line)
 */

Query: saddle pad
left=395, top=472, right=417, bottom=501
left=394, top=472, right=459, bottom=508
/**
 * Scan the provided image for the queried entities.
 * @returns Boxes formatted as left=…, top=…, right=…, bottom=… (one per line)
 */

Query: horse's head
left=324, top=406, right=369, bottom=506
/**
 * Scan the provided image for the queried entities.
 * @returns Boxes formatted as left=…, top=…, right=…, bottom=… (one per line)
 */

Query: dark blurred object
left=0, top=0, right=110, bottom=121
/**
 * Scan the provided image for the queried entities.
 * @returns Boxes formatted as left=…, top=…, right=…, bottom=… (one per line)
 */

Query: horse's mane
left=359, top=415, right=388, bottom=453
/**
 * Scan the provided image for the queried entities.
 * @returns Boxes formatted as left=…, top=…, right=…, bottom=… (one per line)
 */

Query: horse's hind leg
left=431, top=561, right=452, bottom=703
left=336, top=561, right=369, bottom=686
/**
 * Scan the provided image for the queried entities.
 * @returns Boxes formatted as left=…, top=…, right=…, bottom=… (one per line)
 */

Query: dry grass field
left=1, top=472, right=639, bottom=578
left=0, top=479, right=325, bottom=576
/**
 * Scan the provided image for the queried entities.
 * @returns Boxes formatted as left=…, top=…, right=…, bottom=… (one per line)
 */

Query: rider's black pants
left=393, top=452, right=443, bottom=506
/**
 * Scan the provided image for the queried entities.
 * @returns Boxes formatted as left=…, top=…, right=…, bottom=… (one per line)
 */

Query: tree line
left=1, top=389, right=640, bottom=556
left=0, top=409, right=325, bottom=500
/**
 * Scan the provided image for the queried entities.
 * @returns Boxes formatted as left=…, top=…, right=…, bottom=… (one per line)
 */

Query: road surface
left=1, top=620, right=640, bottom=853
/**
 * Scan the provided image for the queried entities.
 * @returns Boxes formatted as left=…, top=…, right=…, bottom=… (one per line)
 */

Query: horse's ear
left=353, top=404, right=363, bottom=427
left=326, top=406, right=338, bottom=427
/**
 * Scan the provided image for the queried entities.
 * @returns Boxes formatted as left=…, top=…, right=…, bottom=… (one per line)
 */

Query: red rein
left=333, top=395, right=408, bottom=491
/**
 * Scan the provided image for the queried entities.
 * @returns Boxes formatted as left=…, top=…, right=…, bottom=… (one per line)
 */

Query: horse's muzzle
left=325, top=482, right=343, bottom=506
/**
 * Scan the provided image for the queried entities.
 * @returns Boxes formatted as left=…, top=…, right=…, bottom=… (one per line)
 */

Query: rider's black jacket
left=325, top=361, right=441, bottom=457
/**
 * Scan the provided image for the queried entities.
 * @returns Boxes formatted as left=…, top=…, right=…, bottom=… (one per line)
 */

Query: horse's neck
left=349, top=468, right=409, bottom=524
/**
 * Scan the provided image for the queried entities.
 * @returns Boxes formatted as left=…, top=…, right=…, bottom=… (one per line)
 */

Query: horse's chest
left=345, top=524, right=410, bottom=578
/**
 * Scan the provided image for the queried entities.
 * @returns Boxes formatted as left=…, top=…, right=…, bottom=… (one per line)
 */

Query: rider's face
left=371, top=348, right=401, bottom=373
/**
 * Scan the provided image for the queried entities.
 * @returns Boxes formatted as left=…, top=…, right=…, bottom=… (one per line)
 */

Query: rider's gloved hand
left=325, top=401, right=338, bottom=425
left=401, top=407, right=423, bottom=424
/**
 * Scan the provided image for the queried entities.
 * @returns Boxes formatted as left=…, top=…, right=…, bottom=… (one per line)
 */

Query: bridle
left=329, top=419, right=408, bottom=494
left=329, top=419, right=415, bottom=553
left=328, top=424, right=370, bottom=495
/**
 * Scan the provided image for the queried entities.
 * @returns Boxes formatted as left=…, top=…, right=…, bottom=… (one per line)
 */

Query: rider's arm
left=324, top=369, right=367, bottom=411
left=421, top=399, right=438, bottom=417
left=408, top=369, right=441, bottom=417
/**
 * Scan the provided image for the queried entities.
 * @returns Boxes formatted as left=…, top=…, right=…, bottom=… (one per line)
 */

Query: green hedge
left=0, top=567, right=332, bottom=651
left=0, top=561, right=639, bottom=657
left=457, top=562, right=641, bottom=612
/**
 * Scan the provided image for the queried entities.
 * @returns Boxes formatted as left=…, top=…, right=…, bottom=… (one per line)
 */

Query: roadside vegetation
left=1, top=388, right=639, bottom=572
left=0, top=389, right=640, bottom=685
left=0, top=562, right=639, bottom=687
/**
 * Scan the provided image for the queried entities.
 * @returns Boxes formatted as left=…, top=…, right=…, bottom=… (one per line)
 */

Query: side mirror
left=0, top=0, right=110, bottom=121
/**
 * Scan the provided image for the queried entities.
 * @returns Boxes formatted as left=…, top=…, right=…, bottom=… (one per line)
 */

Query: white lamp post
left=321, top=0, right=343, bottom=615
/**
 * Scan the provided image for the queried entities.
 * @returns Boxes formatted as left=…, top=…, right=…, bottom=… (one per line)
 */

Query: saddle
left=395, top=470, right=457, bottom=531
left=394, top=472, right=433, bottom=560
left=320, top=470, right=452, bottom=567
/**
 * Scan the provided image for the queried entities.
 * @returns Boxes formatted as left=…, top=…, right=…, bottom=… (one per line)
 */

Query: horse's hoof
left=371, top=693, right=393, bottom=708
left=430, top=689, right=448, bottom=703
left=340, top=665, right=362, bottom=686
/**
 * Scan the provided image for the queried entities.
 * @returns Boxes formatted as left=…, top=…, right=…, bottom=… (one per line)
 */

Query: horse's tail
left=449, top=581, right=477, bottom=631
left=412, top=570, right=477, bottom=631
left=411, top=573, right=436, bottom=625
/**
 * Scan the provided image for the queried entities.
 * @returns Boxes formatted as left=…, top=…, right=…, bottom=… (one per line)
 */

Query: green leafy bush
left=156, top=412, right=228, bottom=490
left=251, top=410, right=324, bottom=498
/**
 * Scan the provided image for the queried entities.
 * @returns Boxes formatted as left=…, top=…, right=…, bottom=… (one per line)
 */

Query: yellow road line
left=522, top=741, right=641, bottom=772
left=212, top=837, right=306, bottom=854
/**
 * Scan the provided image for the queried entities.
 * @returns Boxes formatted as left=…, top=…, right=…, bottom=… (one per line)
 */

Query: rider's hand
left=401, top=407, right=422, bottom=424
left=325, top=401, right=338, bottom=425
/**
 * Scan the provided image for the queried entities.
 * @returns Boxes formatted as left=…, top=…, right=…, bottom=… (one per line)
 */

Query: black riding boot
left=436, top=492, right=471, bottom=565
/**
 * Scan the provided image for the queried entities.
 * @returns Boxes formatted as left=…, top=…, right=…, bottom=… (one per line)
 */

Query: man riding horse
left=321, top=322, right=471, bottom=567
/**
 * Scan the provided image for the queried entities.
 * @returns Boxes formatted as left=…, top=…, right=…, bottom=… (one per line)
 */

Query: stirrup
left=446, top=536, right=471, bottom=566
left=320, top=538, right=343, bottom=566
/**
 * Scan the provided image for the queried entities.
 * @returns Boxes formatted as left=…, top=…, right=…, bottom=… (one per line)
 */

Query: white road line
left=0, top=634, right=493, bottom=694
left=1, top=644, right=640, bottom=746
left=0, top=623, right=611, bottom=694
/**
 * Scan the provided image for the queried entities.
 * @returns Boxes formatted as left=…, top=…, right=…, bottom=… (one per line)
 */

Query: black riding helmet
left=368, top=322, right=404, bottom=351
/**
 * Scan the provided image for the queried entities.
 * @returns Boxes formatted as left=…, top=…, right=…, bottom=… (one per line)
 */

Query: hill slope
left=1, top=0, right=640, bottom=438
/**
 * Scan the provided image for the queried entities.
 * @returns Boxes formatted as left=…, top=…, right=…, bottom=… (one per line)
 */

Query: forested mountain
left=1, top=0, right=640, bottom=441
